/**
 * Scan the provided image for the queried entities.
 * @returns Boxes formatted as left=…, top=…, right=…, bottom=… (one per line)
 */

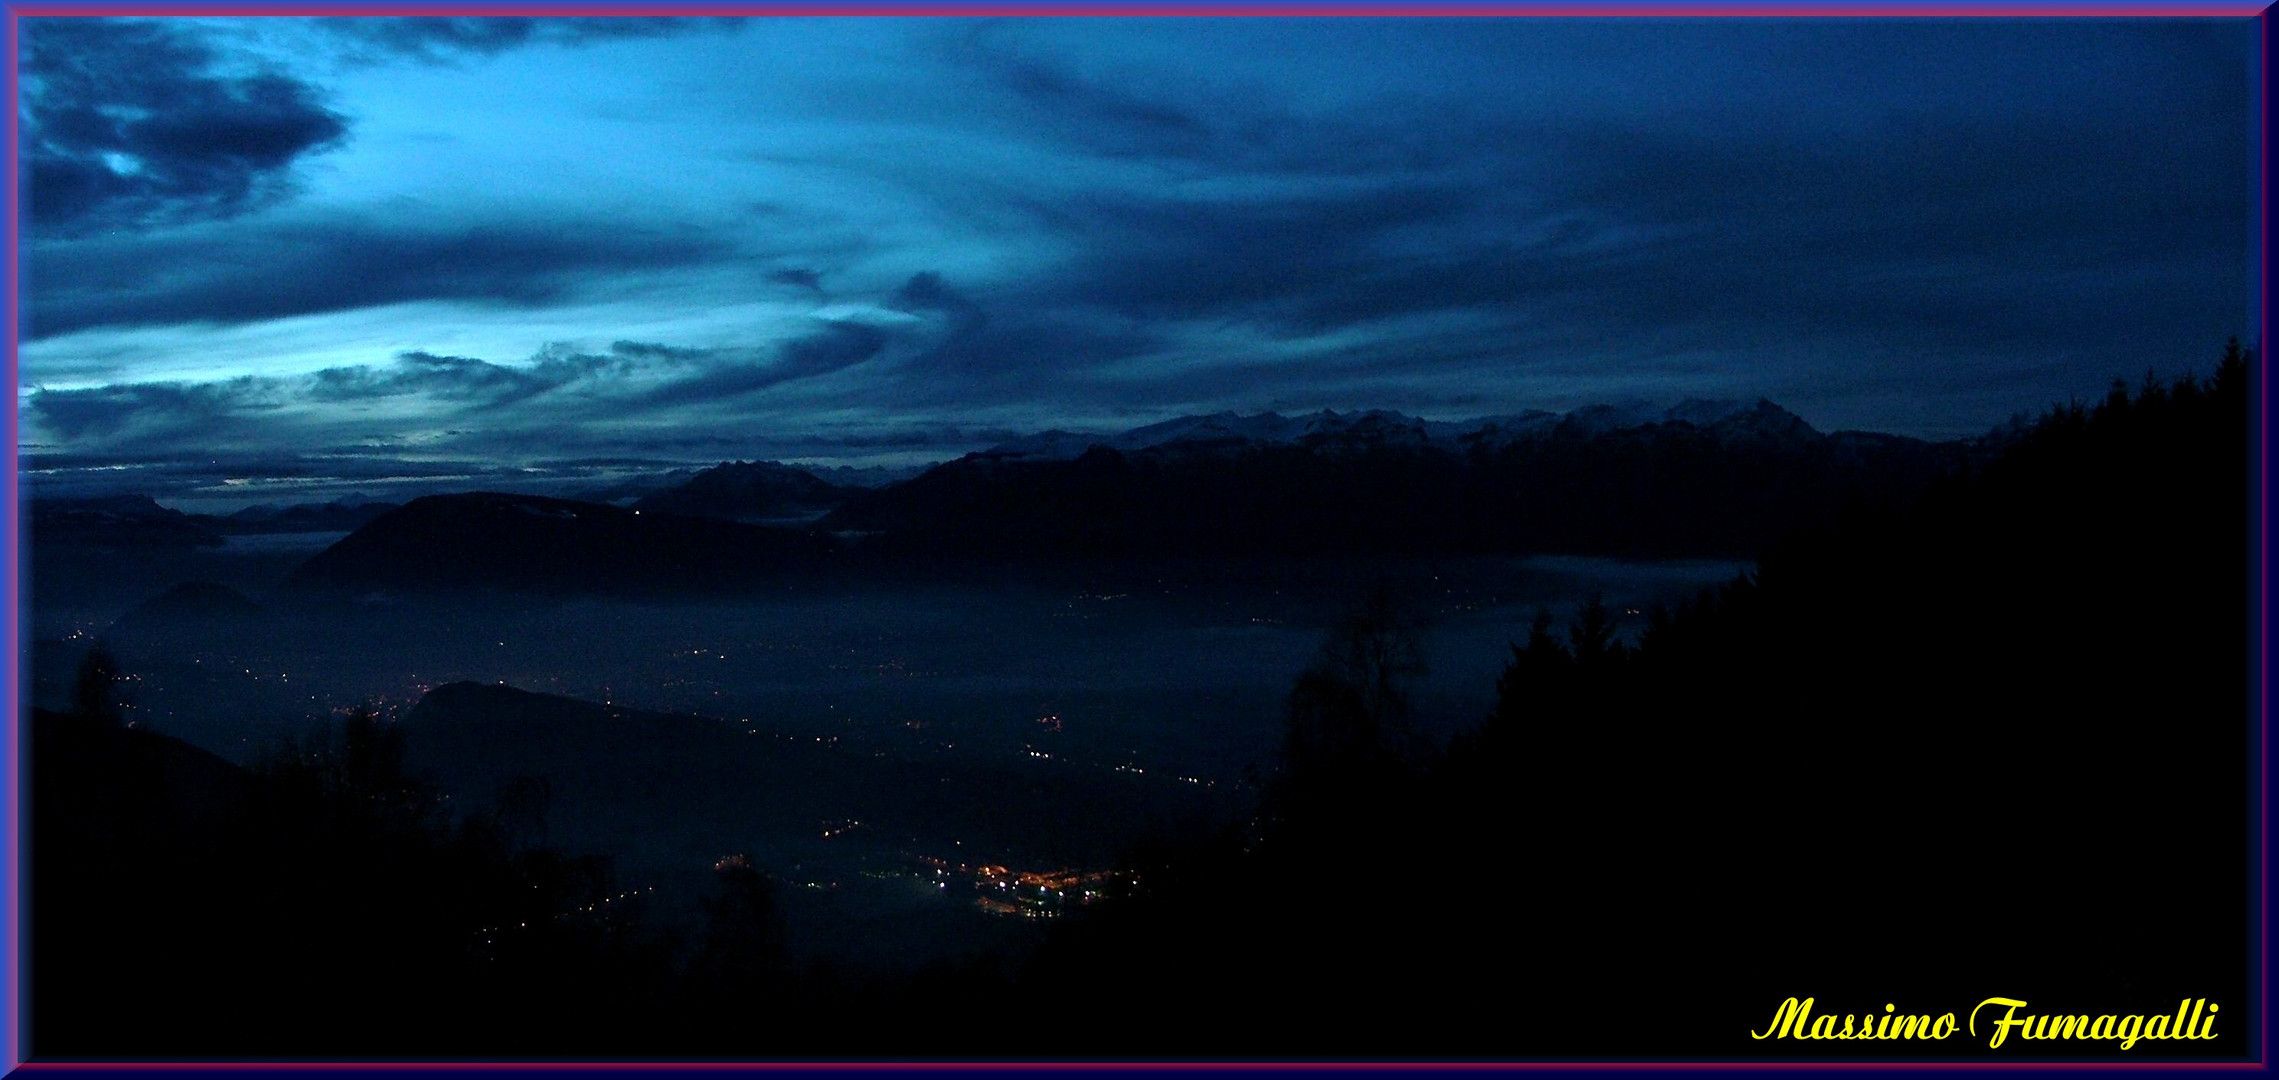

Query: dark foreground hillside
left=1017, top=350, right=2255, bottom=1057
left=32, top=699, right=1010, bottom=1057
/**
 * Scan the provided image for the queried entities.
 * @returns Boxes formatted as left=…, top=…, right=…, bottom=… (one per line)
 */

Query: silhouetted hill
left=32, top=707, right=330, bottom=1055
left=32, top=691, right=1147, bottom=1056
left=30, top=494, right=224, bottom=549
left=33, top=705, right=252, bottom=824
left=278, top=491, right=838, bottom=599
left=632, top=460, right=857, bottom=523
left=30, top=700, right=704, bottom=1056
left=827, top=402, right=1977, bottom=559
left=403, top=681, right=728, bottom=770
left=113, top=579, right=262, bottom=622
left=100, top=580, right=266, bottom=649
left=202, top=496, right=399, bottom=534
left=559, top=467, right=700, bottom=505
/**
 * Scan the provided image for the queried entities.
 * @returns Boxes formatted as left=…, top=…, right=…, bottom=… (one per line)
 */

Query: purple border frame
left=0, top=6, right=2266, bottom=1073
left=9, top=4, right=23, bottom=1072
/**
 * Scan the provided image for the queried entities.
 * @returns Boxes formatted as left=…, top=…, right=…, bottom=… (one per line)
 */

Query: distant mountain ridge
left=826, top=398, right=1979, bottom=560
left=31, top=494, right=225, bottom=549
left=978, top=399, right=1829, bottom=462
left=43, top=397, right=1996, bottom=598
left=207, top=497, right=400, bottom=535
left=632, top=461, right=857, bottom=524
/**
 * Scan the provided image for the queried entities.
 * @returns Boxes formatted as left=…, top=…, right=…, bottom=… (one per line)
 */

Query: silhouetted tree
left=688, top=855, right=789, bottom=1014
left=1567, top=593, right=1623, bottom=668
left=339, top=706, right=405, bottom=801
left=1285, top=583, right=1428, bottom=771
left=494, top=773, right=553, bottom=851
left=1284, top=666, right=1376, bottom=773
left=71, top=640, right=125, bottom=727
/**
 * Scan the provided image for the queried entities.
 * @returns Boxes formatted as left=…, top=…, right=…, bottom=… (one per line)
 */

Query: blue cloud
left=21, top=18, right=349, bottom=236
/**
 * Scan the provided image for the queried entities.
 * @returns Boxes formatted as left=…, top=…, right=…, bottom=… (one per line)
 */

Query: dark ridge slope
left=632, top=460, right=856, bottom=523
left=31, top=494, right=224, bottom=549
left=280, top=491, right=836, bottom=599
left=827, top=404, right=1974, bottom=560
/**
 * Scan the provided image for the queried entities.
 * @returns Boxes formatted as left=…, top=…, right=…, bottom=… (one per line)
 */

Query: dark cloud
left=943, top=27, right=2250, bottom=424
left=781, top=322, right=891, bottom=379
left=1044, top=182, right=1492, bottom=328
left=306, top=351, right=553, bottom=407
left=319, top=17, right=745, bottom=63
left=942, top=26, right=1397, bottom=174
left=890, top=271, right=981, bottom=318
left=1065, top=109, right=2232, bottom=352
left=767, top=268, right=826, bottom=293
left=641, top=321, right=889, bottom=406
left=608, top=341, right=713, bottom=362
left=26, top=219, right=725, bottom=339
left=25, top=326, right=899, bottom=468
left=29, top=342, right=653, bottom=453
left=27, top=377, right=278, bottom=443
left=22, top=443, right=703, bottom=506
left=1481, top=110, right=2253, bottom=370
left=827, top=274, right=1165, bottom=414
left=982, top=53, right=1210, bottom=160
left=301, top=341, right=697, bottom=411
left=21, top=19, right=350, bottom=236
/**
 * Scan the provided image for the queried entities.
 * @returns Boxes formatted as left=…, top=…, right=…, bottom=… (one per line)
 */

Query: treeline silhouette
left=1016, top=345, right=2253, bottom=1056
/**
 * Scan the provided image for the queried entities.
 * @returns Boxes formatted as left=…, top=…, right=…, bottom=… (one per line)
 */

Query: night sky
left=17, top=17, right=2259, bottom=507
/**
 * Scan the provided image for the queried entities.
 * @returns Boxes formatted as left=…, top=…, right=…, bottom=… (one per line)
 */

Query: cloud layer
left=22, top=19, right=349, bottom=236
left=19, top=17, right=2258, bottom=506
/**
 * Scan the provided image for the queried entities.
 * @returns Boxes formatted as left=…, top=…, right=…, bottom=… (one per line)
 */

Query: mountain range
left=42, top=399, right=1992, bottom=599
left=978, top=399, right=1826, bottom=462
left=819, top=399, right=1978, bottom=561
